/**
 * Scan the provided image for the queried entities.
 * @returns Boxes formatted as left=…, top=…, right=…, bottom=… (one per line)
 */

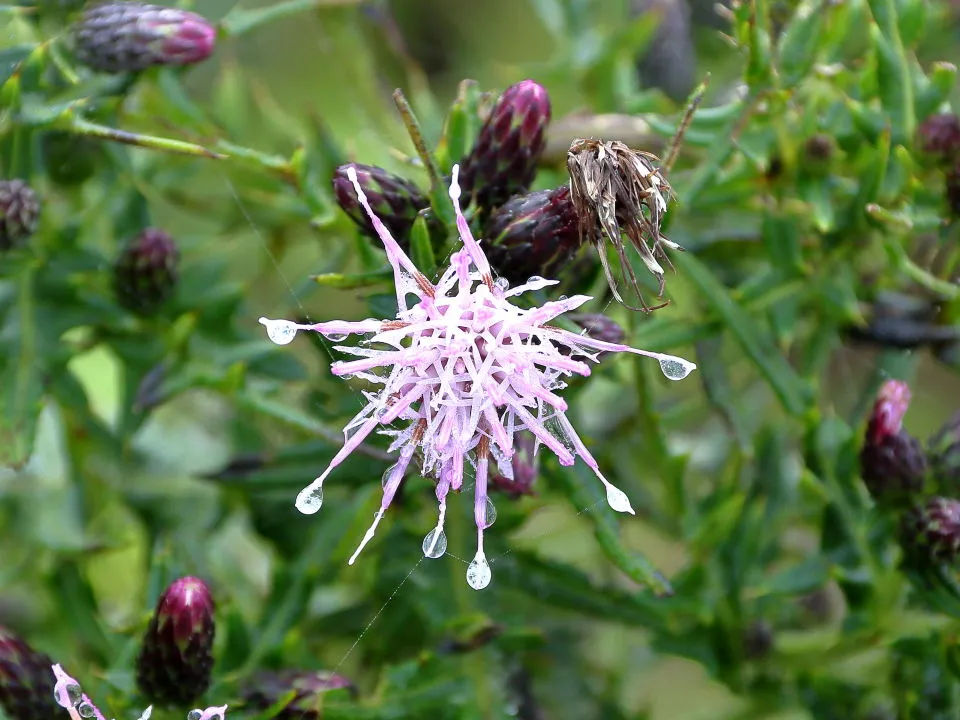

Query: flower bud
left=460, top=80, right=551, bottom=215
left=904, top=497, right=960, bottom=563
left=0, top=627, right=58, bottom=720
left=136, top=576, right=215, bottom=707
left=482, top=186, right=581, bottom=284
left=490, top=431, right=537, bottom=498
left=333, top=164, right=432, bottom=251
left=241, top=670, right=355, bottom=719
left=859, top=380, right=927, bottom=503
left=0, top=180, right=40, bottom=252
left=569, top=313, right=626, bottom=345
left=801, top=134, right=835, bottom=177
left=72, top=2, right=216, bottom=74
left=917, top=113, right=960, bottom=163
left=113, top=228, right=180, bottom=316
left=930, top=411, right=960, bottom=495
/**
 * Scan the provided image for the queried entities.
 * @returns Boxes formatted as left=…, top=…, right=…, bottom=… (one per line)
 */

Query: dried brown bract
left=566, top=138, right=682, bottom=311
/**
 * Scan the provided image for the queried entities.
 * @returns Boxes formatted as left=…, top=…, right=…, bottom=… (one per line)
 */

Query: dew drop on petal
left=605, top=485, right=635, bottom=514
left=482, top=497, right=497, bottom=528
left=61, top=684, right=82, bottom=707
left=78, top=702, right=96, bottom=718
left=325, top=332, right=349, bottom=342
left=658, top=356, right=696, bottom=381
left=382, top=463, right=399, bottom=488
left=422, top=528, right=447, bottom=558
left=259, top=317, right=299, bottom=346
left=187, top=711, right=203, bottom=720
left=295, top=484, right=324, bottom=515
left=466, top=553, right=492, bottom=590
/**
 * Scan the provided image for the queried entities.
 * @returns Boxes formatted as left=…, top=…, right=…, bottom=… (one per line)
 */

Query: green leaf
left=915, top=61, right=958, bottom=120
left=409, top=214, right=437, bottom=278
left=761, top=209, right=808, bottom=277
left=778, top=0, right=826, bottom=87
left=868, top=0, right=915, bottom=144
left=673, top=253, right=813, bottom=415
left=312, top=267, right=393, bottom=289
left=220, top=0, right=325, bottom=37
left=434, top=79, right=481, bottom=174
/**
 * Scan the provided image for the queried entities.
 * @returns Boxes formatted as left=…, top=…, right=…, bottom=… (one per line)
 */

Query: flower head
left=260, top=164, right=696, bottom=590
left=566, top=139, right=679, bottom=310
left=860, top=379, right=926, bottom=503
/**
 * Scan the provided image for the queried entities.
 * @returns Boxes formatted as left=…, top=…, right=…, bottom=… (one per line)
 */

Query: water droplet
left=605, top=485, right=635, bottom=514
left=325, top=332, right=348, bottom=342
left=422, top=528, right=447, bottom=558
left=78, top=702, right=96, bottom=718
left=259, top=317, right=299, bottom=346
left=466, top=553, right=492, bottom=590
left=187, top=711, right=203, bottom=720
left=295, top=484, right=323, bottom=514
left=494, top=277, right=510, bottom=291
left=382, top=463, right=399, bottom=488
left=63, top=684, right=82, bottom=707
left=658, top=356, right=696, bottom=381
left=482, top=497, right=497, bottom=528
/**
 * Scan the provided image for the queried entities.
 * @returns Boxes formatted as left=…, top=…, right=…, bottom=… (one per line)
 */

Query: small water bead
left=482, top=497, right=497, bottom=528
left=187, top=711, right=203, bottom=720
left=62, top=683, right=82, bottom=707
left=422, top=527, right=447, bottom=558
left=78, top=702, right=96, bottom=718
left=466, top=553, right=492, bottom=590
left=325, top=332, right=349, bottom=342
left=295, top=484, right=324, bottom=515
left=259, top=317, right=299, bottom=346
left=658, top=356, right=697, bottom=381
left=605, top=485, right=635, bottom=514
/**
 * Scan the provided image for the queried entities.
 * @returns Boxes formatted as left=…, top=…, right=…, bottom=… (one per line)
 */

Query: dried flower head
left=260, top=165, right=696, bottom=590
left=566, top=138, right=680, bottom=311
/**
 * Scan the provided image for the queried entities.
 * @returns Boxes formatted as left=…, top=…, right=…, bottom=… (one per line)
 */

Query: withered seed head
left=566, top=138, right=681, bottom=311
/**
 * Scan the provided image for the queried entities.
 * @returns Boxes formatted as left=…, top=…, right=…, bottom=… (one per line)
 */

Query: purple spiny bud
left=72, top=2, right=216, bottom=74
left=860, top=380, right=926, bottom=503
left=136, top=576, right=215, bottom=707
left=482, top=186, right=582, bottom=284
left=113, top=228, right=179, bottom=316
left=0, top=628, right=58, bottom=720
left=333, top=164, right=431, bottom=251
left=904, top=497, right=960, bottom=563
left=460, top=80, right=551, bottom=216
left=0, top=180, right=40, bottom=252
left=917, top=113, right=960, bottom=162
left=242, top=670, right=356, bottom=719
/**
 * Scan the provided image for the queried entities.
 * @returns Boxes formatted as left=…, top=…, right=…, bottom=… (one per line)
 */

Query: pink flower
left=259, top=165, right=696, bottom=590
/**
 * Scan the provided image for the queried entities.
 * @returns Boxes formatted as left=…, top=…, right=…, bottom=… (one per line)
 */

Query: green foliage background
left=3, top=0, right=960, bottom=718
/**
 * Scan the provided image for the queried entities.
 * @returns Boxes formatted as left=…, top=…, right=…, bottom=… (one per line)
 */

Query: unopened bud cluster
left=859, top=380, right=960, bottom=566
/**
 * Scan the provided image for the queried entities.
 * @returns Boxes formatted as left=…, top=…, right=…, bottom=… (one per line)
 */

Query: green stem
left=65, top=116, right=226, bottom=158
left=392, top=89, right=442, bottom=193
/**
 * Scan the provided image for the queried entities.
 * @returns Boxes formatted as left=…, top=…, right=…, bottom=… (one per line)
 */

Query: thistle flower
left=0, top=627, right=58, bottom=720
left=113, top=228, right=180, bottom=316
left=333, top=164, right=432, bottom=251
left=567, top=138, right=680, bottom=311
left=242, top=670, right=355, bottom=719
left=859, top=380, right=926, bottom=503
left=0, top=179, right=40, bottom=251
left=482, top=186, right=581, bottom=284
left=903, top=497, right=960, bottom=563
left=460, top=79, right=551, bottom=215
left=259, top=164, right=696, bottom=590
left=135, top=576, right=215, bottom=707
left=72, top=2, right=216, bottom=74
left=917, top=113, right=960, bottom=162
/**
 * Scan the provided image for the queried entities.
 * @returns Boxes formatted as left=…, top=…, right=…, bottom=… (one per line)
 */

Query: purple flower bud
left=569, top=314, right=626, bottom=345
left=73, top=2, right=216, bottom=74
left=113, top=228, right=180, bottom=316
left=930, top=411, right=960, bottom=495
left=0, top=180, right=40, bottom=251
left=333, top=164, right=431, bottom=251
left=242, top=670, right=356, bottom=719
left=917, top=113, right=960, bottom=162
left=482, top=186, right=582, bottom=284
left=136, top=576, right=215, bottom=707
left=904, top=497, right=960, bottom=563
left=460, top=80, right=551, bottom=215
left=860, top=380, right=926, bottom=503
left=0, top=627, right=58, bottom=720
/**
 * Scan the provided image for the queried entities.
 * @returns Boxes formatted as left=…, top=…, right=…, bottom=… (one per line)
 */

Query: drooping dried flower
left=241, top=670, right=356, bottom=719
left=259, top=164, right=696, bottom=590
left=567, top=138, right=681, bottom=311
